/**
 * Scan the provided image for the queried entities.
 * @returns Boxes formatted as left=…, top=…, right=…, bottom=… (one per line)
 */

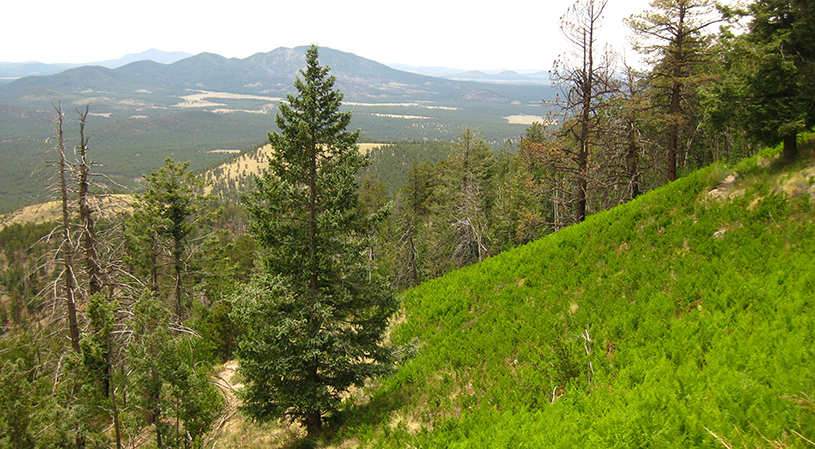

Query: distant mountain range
left=1, top=50, right=550, bottom=86
left=0, top=46, right=556, bottom=213
left=386, top=63, right=550, bottom=85
left=0, top=49, right=193, bottom=79
left=0, top=47, right=553, bottom=102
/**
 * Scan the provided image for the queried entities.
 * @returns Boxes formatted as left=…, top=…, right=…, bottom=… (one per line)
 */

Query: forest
left=1, top=0, right=814, bottom=447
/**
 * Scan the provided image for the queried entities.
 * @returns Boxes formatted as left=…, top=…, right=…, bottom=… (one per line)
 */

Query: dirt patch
left=178, top=90, right=283, bottom=107
left=707, top=173, right=738, bottom=199
left=204, top=142, right=388, bottom=194
left=781, top=166, right=815, bottom=198
left=504, top=114, right=548, bottom=125
left=358, top=143, right=390, bottom=154
left=206, top=360, right=316, bottom=448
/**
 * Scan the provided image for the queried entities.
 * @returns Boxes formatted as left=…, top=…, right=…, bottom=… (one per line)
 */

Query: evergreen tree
left=234, top=45, right=398, bottom=437
left=74, top=293, right=123, bottom=448
left=738, top=0, right=815, bottom=160
left=518, top=122, right=576, bottom=230
left=126, top=158, right=208, bottom=319
left=0, top=359, right=35, bottom=449
left=490, top=146, right=549, bottom=249
left=128, top=292, right=221, bottom=448
left=626, top=0, right=720, bottom=181
left=390, top=161, right=436, bottom=288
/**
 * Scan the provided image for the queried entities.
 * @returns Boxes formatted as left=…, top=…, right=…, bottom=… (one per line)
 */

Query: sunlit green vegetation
left=337, top=141, right=815, bottom=447
left=1, top=0, right=814, bottom=444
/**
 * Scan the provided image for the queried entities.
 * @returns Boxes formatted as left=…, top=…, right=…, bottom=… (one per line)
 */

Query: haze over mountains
left=0, top=47, right=553, bottom=100
left=0, top=46, right=556, bottom=213
left=0, top=49, right=193, bottom=79
left=1, top=49, right=550, bottom=85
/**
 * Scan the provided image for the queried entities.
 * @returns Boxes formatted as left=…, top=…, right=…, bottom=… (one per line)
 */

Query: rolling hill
left=0, top=47, right=553, bottom=102
left=0, top=49, right=192, bottom=79
left=0, top=46, right=556, bottom=213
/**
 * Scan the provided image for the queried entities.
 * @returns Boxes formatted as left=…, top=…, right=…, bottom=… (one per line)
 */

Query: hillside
left=0, top=194, right=132, bottom=231
left=278, top=141, right=815, bottom=447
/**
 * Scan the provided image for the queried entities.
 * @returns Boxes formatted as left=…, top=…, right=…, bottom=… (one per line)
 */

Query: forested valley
left=1, top=0, right=814, bottom=447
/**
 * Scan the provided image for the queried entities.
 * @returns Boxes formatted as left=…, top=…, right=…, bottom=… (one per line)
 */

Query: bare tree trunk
left=399, top=219, right=420, bottom=288
left=76, top=106, right=103, bottom=297
left=54, top=104, right=82, bottom=354
left=628, top=123, right=641, bottom=199
left=407, top=227, right=419, bottom=287
left=576, top=25, right=594, bottom=223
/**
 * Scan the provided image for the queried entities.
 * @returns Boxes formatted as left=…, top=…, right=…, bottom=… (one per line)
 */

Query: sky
left=3, top=0, right=654, bottom=71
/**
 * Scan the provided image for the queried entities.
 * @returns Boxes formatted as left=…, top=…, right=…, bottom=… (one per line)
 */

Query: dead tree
left=75, top=106, right=103, bottom=298
left=52, top=103, right=82, bottom=354
left=550, top=0, right=619, bottom=222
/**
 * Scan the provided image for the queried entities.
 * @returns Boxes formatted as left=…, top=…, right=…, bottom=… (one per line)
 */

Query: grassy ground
left=199, top=136, right=815, bottom=447
left=315, top=137, right=815, bottom=447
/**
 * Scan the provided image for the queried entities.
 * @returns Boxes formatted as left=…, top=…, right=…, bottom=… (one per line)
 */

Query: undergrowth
left=333, top=136, right=815, bottom=447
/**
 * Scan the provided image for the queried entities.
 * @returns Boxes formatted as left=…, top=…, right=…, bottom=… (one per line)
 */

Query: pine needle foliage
left=234, top=45, right=398, bottom=437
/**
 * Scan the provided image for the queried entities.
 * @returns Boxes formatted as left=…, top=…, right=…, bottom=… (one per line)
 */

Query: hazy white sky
left=3, top=0, right=653, bottom=70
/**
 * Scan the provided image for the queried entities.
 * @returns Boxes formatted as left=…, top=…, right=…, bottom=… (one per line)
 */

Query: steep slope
left=339, top=140, right=815, bottom=447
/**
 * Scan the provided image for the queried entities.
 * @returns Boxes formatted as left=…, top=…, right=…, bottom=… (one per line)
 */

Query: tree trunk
left=173, top=240, right=183, bottom=319
left=305, top=410, right=323, bottom=437
left=308, top=143, right=318, bottom=292
left=155, top=416, right=163, bottom=448
left=407, top=224, right=419, bottom=287
left=667, top=91, right=680, bottom=182
left=55, top=104, right=82, bottom=354
left=783, top=133, right=798, bottom=162
left=107, top=340, right=123, bottom=449
left=667, top=7, right=686, bottom=182
left=576, top=24, right=594, bottom=223
left=628, top=122, right=641, bottom=199
left=576, top=145, right=588, bottom=222
left=306, top=138, right=324, bottom=437
left=77, top=106, right=103, bottom=297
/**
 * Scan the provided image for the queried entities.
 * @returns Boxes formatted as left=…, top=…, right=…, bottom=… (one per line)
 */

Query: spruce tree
left=739, top=0, right=815, bottom=160
left=234, top=45, right=398, bottom=437
left=126, top=158, right=207, bottom=319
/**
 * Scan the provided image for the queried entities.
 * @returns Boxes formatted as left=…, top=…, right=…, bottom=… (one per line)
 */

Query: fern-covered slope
left=350, top=143, right=815, bottom=447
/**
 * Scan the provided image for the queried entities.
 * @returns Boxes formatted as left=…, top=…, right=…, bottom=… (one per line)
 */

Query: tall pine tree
left=234, top=45, right=398, bottom=437
left=626, top=0, right=720, bottom=181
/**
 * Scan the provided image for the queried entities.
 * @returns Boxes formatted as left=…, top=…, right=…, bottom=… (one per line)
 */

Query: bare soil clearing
left=504, top=114, right=546, bottom=125
left=0, top=194, right=133, bottom=231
